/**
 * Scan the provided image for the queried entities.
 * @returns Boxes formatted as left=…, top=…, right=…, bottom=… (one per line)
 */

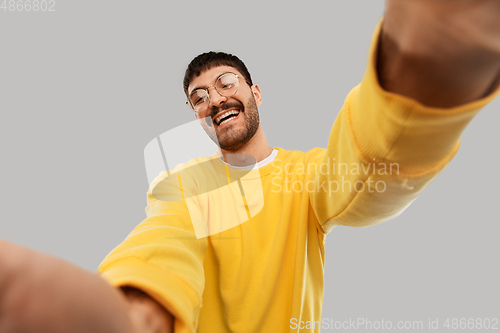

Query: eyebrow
left=189, top=82, right=206, bottom=93
left=189, top=72, right=237, bottom=94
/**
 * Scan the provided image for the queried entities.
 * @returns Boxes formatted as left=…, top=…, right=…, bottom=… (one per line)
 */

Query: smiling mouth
left=215, top=110, right=240, bottom=126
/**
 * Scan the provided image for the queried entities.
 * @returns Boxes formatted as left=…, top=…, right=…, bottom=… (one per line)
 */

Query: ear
left=251, top=84, right=262, bottom=107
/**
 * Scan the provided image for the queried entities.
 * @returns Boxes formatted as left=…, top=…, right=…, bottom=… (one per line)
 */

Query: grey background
left=1, top=0, right=498, bottom=331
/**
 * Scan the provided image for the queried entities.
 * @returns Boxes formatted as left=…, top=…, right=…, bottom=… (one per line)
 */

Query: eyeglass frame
left=185, top=72, right=252, bottom=113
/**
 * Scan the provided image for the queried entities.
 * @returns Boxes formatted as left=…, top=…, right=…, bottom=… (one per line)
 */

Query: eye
left=218, top=74, right=238, bottom=91
left=190, top=90, right=208, bottom=106
left=194, top=96, right=207, bottom=105
left=221, top=83, right=234, bottom=90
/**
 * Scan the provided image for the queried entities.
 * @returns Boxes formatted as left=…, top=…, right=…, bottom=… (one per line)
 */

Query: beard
left=201, top=96, right=260, bottom=151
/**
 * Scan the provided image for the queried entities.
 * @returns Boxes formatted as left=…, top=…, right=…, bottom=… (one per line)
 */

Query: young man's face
left=187, top=65, right=262, bottom=151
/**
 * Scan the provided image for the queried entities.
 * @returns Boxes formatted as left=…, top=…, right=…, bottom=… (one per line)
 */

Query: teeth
left=219, top=117, right=235, bottom=126
left=216, top=110, right=239, bottom=125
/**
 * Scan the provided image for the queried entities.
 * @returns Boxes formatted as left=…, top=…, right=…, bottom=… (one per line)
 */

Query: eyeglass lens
left=189, top=73, right=240, bottom=112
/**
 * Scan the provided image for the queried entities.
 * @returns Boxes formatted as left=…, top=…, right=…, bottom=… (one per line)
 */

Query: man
left=1, top=1, right=499, bottom=332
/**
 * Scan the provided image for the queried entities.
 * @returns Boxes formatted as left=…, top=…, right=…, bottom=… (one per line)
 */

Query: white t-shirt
left=218, top=148, right=279, bottom=170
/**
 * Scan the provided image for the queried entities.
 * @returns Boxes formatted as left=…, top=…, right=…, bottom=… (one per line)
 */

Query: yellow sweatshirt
left=97, top=21, right=500, bottom=332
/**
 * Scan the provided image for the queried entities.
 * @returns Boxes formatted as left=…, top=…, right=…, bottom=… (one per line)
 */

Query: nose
left=207, top=86, right=226, bottom=108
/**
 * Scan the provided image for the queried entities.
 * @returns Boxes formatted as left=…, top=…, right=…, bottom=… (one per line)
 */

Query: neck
left=218, top=125, right=273, bottom=167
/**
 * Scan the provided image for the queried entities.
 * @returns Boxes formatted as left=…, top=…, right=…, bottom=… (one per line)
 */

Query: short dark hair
left=183, top=51, right=253, bottom=96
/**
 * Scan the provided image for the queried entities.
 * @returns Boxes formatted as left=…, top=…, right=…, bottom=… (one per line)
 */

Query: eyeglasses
left=186, top=72, right=249, bottom=114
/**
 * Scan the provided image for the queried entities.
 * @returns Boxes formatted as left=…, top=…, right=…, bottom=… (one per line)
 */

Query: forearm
left=0, top=239, right=136, bottom=333
left=379, top=0, right=500, bottom=107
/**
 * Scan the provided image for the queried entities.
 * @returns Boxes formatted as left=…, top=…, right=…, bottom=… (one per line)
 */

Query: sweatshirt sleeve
left=97, top=170, right=208, bottom=333
left=310, top=19, right=500, bottom=233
